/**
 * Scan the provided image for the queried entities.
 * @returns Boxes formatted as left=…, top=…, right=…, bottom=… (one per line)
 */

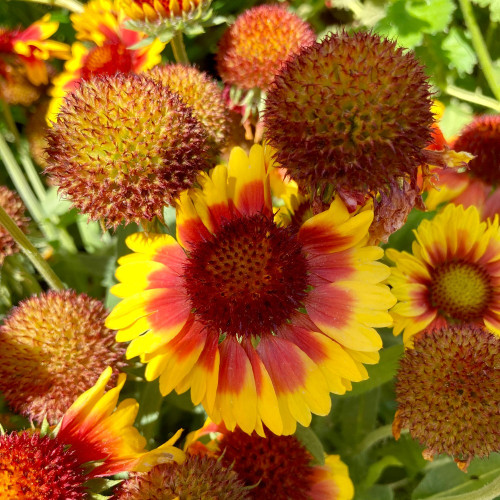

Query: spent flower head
left=394, top=324, right=500, bottom=471
left=0, top=186, right=29, bottom=265
left=0, top=290, right=125, bottom=424
left=46, top=73, right=211, bottom=230
left=264, top=31, right=434, bottom=198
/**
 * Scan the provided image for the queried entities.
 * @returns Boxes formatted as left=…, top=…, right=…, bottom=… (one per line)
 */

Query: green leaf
left=406, top=0, right=455, bottom=34
left=439, top=100, right=474, bottom=139
left=413, top=454, right=500, bottom=499
left=363, top=455, right=404, bottom=489
left=355, top=485, right=394, bottom=500
left=347, top=344, right=404, bottom=397
left=442, top=28, right=477, bottom=76
left=374, top=0, right=426, bottom=48
left=473, top=0, right=500, bottom=22
left=294, top=424, right=325, bottom=466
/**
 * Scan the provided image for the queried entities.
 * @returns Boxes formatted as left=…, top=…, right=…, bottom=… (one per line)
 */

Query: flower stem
left=19, top=141, right=47, bottom=203
left=0, top=133, right=44, bottom=224
left=458, top=0, right=500, bottom=101
left=445, top=84, right=500, bottom=112
left=171, top=31, right=189, bottom=64
left=1, top=102, right=21, bottom=145
left=21, top=0, right=84, bottom=13
left=0, top=205, right=65, bottom=290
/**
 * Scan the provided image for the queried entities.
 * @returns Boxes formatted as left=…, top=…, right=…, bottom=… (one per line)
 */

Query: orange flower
left=57, top=366, right=185, bottom=477
left=0, top=14, right=69, bottom=85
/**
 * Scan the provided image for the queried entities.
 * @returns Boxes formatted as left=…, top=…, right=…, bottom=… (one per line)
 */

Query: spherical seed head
left=217, top=429, right=315, bottom=499
left=0, top=186, right=29, bottom=264
left=0, top=290, right=126, bottom=424
left=217, top=5, right=315, bottom=91
left=453, top=114, right=500, bottom=185
left=0, top=432, right=87, bottom=499
left=394, top=325, right=500, bottom=470
left=45, top=73, right=211, bottom=230
left=26, top=99, right=50, bottom=169
left=115, top=453, right=250, bottom=500
left=264, top=31, right=434, bottom=195
left=147, top=64, right=229, bottom=153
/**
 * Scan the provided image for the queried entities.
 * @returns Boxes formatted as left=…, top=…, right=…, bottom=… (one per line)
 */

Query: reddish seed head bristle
left=0, top=290, right=126, bottom=424
left=0, top=432, right=87, bottom=499
left=264, top=31, right=434, bottom=195
left=45, top=73, right=212, bottom=230
left=453, top=114, right=500, bottom=185
left=217, top=428, right=315, bottom=499
left=182, top=213, right=310, bottom=337
left=147, top=64, right=230, bottom=154
left=0, top=185, right=29, bottom=264
left=394, top=325, right=500, bottom=470
left=217, top=5, right=315, bottom=91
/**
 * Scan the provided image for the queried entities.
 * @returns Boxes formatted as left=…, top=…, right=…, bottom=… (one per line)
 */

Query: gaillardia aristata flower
left=0, top=367, right=184, bottom=498
left=216, top=5, right=315, bottom=92
left=0, top=290, right=125, bottom=424
left=394, top=325, right=500, bottom=471
left=387, top=203, right=500, bottom=345
left=115, top=453, right=250, bottom=499
left=0, top=14, right=69, bottom=86
left=121, top=0, right=211, bottom=23
left=185, top=421, right=354, bottom=500
left=106, top=144, right=395, bottom=435
left=147, top=64, right=229, bottom=154
left=45, top=73, right=211, bottom=230
left=0, top=186, right=29, bottom=264
left=56, top=366, right=185, bottom=477
left=264, top=31, right=434, bottom=196
left=425, top=114, right=500, bottom=220
left=47, top=0, right=164, bottom=123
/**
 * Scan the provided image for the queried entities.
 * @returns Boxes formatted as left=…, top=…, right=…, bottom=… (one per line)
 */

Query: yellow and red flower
left=425, top=114, right=500, bottom=220
left=106, top=144, right=395, bottom=436
left=387, top=203, right=500, bottom=345
left=47, top=0, right=164, bottom=123
left=0, top=366, right=184, bottom=496
left=0, top=14, right=69, bottom=86
left=185, top=420, right=354, bottom=500
left=120, top=0, right=211, bottom=23
left=57, top=366, right=185, bottom=477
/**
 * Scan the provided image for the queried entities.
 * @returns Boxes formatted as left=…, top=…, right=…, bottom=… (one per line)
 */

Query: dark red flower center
left=429, top=260, right=492, bottom=322
left=218, top=429, right=315, bottom=500
left=80, top=43, right=133, bottom=81
left=183, top=213, right=310, bottom=338
left=0, top=432, right=86, bottom=499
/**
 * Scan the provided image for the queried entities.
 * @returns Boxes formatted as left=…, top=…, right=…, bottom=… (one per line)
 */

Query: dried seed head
left=0, top=290, right=126, bottom=424
left=394, top=325, right=500, bottom=471
left=45, top=73, right=211, bottom=229
left=147, top=64, right=229, bottom=153
left=0, top=186, right=29, bottom=264
left=217, top=5, right=315, bottom=91
left=264, top=31, right=434, bottom=196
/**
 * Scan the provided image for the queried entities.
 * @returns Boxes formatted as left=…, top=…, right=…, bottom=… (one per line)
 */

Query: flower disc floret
left=264, top=31, right=434, bottom=194
left=216, top=5, right=315, bottom=91
left=387, top=203, right=500, bottom=345
left=0, top=290, right=125, bottom=424
left=106, top=144, right=395, bottom=435
left=394, top=325, right=500, bottom=471
left=45, top=73, right=211, bottom=229
left=183, top=213, right=310, bottom=337
left=0, top=432, right=86, bottom=499
left=453, top=114, right=500, bottom=185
